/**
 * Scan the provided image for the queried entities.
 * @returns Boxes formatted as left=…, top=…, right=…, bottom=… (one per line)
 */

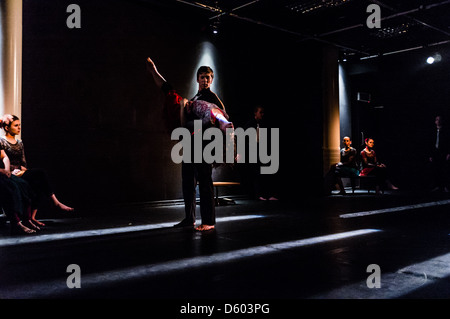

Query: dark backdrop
left=344, top=44, right=450, bottom=189
left=22, top=0, right=326, bottom=209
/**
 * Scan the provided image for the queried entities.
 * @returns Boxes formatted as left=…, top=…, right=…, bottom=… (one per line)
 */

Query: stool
left=213, top=182, right=240, bottom=206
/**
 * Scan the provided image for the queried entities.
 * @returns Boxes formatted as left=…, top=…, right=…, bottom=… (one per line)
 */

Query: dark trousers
left=241, top=162, right=278, bottom=199
left=427, top=156, right=449, bottom=189
left=182, top=162, right=215, bottom=225
left=22, top=168, right=54, bottom=209
left=0, top=175, right=33, bottom=224
left=365, top=166, right=388, bottom=187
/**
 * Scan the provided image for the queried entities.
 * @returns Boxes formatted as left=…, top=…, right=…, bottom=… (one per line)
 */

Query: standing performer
left=146, top=57, right=232, bottom=231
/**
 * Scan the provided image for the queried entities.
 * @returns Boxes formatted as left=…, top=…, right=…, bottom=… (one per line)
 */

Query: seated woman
left=1, top=114, right=74, bottom=227
left=0, top=144, right=37, bottom=234
left=360, top=138, right=398, bottom=195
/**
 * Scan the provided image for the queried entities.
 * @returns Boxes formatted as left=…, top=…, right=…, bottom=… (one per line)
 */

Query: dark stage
left=1, top=190, right=450, bottom=304
left=1, top=0, right=450, bottom=313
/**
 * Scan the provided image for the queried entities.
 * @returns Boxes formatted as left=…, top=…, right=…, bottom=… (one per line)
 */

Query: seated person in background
left=1, top=114, right=74, bottom=227
left=324, top=136, right=359, bottom=195
left=335, top=136, right=360, bottom=194
left=360, top=138, right=398, bottom=195
left=0, top=144, right=37, bottom=234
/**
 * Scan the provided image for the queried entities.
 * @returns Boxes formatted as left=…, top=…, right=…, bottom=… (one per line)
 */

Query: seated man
left=324, top=136, right=359, bottom=195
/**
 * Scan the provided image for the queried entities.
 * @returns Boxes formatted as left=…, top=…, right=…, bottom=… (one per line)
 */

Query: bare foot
left=195, top=224, right=215, bottom=231
left=56, top=202, right=74, bottom=212
left=32, top=218, right=46, bottom=227
left=17, top=222, right=36, bottom=234
left=26, top=220, right=40, bottom=231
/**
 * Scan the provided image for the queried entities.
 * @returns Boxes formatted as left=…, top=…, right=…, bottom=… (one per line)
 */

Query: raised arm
left=146, top=57, right=167, bottom=89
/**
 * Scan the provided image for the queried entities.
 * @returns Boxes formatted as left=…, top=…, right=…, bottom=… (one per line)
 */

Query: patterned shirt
left=340, top=147, right=357, bottom=168
left=0, top=137, right=26, bottom=171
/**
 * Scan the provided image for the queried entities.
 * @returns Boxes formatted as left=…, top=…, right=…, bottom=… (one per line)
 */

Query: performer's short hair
left=254, top=105, right=264, bottom=113
left=197, top=66, right=214, bottom=79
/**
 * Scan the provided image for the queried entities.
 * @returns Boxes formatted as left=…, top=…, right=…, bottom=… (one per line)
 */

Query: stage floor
left=1, top=189, right=450, bottom=303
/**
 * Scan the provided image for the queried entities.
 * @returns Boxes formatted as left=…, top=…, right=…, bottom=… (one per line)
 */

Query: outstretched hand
left=146, top=57, right=166, bottom=88
left=146, top=57, right=156, bottom=74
